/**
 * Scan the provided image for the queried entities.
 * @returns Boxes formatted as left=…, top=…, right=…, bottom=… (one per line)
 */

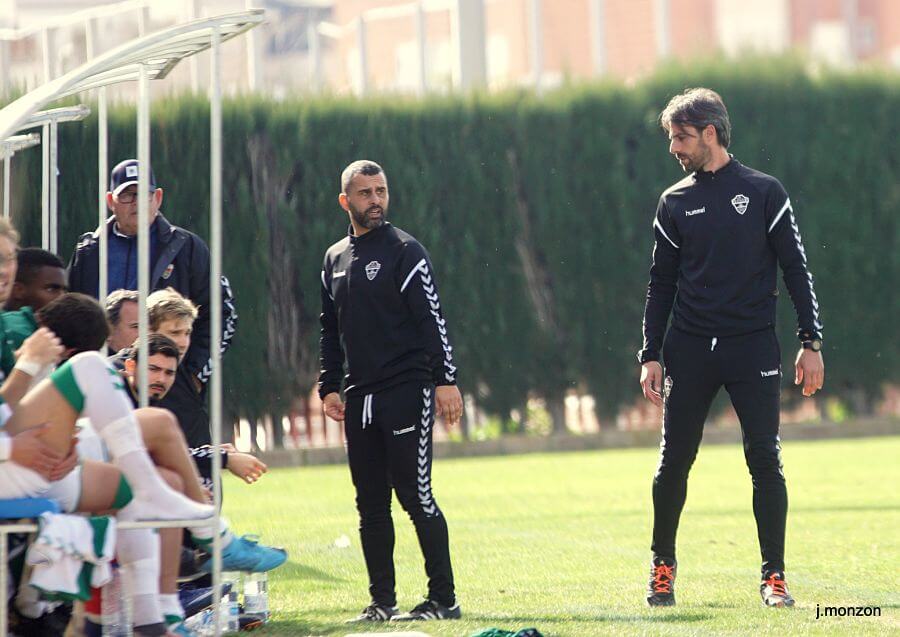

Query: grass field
left=222, top=436, right=899, bottom=636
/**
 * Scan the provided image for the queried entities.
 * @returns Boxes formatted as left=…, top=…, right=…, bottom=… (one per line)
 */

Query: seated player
left=121, top=334, right=285, bottom=570
left=4, top=247, right=68, bottom=312
left=2, top=295, right=213, bottom=636
left=106, top=289, right=139, bottom=353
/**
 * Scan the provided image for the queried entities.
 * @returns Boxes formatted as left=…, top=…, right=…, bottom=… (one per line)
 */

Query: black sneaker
left=345, top=603, right=399, bottom=622
left=646, top=557, right=677, bottom=607
left=760, top=570, right=795, bottom=607
left=391, top=599, right=462, bottom=621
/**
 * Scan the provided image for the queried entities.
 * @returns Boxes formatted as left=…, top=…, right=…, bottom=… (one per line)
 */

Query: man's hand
left=15, top=327, right=64, bottom=369
left=48, top=443, right=79, bottom=482
left=435, top=385, right=463, bottom=428
left=640, top=361, right=664, bottom=407
left=323, top=392, right=345, bottom=422
left=227, top=451, right=267, bottom=484
left=10, top=425, right=63, bottom=479
left=795, top=348, right=824, bottom=397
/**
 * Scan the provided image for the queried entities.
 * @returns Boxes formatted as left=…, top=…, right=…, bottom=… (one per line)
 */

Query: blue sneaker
left=178, top=583, right=230, bottom=618
left=200, top=535, right=287, bottom=573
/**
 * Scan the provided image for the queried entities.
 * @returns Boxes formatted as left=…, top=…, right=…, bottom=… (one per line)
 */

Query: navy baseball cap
left=110, top=159, right=157, bottom=196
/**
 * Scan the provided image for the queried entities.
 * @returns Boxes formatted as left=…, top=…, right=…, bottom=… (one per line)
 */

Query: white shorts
left=0, top=462, right=50, bottom=499
left=43, top=464, right=84, bottom=513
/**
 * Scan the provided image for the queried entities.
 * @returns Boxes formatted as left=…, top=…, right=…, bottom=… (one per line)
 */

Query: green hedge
left=8, top=56, right=899, bottom=428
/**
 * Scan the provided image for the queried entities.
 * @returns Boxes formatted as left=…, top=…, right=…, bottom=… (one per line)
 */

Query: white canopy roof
left=0, top=9, right=264, bottom=141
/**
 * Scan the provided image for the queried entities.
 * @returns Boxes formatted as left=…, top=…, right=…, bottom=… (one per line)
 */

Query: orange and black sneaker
left=646, top=557, right=677, bottom=606
left=760, top=570, right=795, bottom=607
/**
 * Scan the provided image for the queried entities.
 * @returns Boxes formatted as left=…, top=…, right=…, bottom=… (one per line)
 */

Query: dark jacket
left=639, top=158, right=823, bottom=363
left=113, top=348, right=218, bottom=460
left=319, top=222, right=458, bottom=398
left=68, top=213, right=237, bottom=383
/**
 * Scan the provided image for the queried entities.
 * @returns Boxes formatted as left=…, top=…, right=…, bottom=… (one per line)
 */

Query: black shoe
left=178, top=583, right=230, bottom=618
left=177, top=546, right=205, bottom=583
left=391, top=599, right=462, bottom=621
left=760, top=570, right=795, bottom=607
left=646, top=557, right=677, bottom=607
left=345, top=603, right=399, bottom=622
left=9, top=603, right=72, bottom=637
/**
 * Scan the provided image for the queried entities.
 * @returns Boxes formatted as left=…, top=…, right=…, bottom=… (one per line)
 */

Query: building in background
left=0, top=0, right=331, bottom=97
left=1, top=0, right=898, bottom=98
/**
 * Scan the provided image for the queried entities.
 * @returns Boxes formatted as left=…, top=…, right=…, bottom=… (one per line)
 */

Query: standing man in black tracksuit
left=638, top=89, right=825, bottom=608
left=319, top=160, right=463, bottom=624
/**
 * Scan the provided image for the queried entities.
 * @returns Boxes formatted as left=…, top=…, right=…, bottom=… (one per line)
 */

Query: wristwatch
left=801, top=339, right=822, bottom=352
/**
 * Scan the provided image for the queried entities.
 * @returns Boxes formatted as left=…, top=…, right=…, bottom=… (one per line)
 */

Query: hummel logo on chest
left=760, top=369, right=780, bottom=377
left=685, top=206, right=706, bottom=217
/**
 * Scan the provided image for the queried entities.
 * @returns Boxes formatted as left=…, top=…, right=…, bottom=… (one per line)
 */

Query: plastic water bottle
left=221, top=571, right=241, bottom=632
left=101, top=568, right=131, bottom=637
left=182, top=608, right=214, bottom=636
left=242, top=571, right=269, bottom=622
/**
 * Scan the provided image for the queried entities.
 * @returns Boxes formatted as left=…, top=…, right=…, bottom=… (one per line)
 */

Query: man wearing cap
left=67, top=159, right=238, bottom=445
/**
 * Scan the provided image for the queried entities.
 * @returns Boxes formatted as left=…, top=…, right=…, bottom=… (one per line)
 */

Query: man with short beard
left=638, top=88, right=825, bottom=608
left=319, top=160, right=463, bottom=623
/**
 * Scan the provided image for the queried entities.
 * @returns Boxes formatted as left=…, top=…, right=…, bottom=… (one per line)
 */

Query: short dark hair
left=127, top=333, right=180, bottom=363
left=105, top=289, right=139, bottom=327
left=15, top=248, right=65, bottom=285
left=37, top=293, right=109, bottom=354
left=341, top=160, right=385, bottom=194
left=659, top=88, right=732, bottom=148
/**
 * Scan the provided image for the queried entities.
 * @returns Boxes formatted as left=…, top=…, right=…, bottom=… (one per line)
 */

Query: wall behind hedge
left=9, top=57, right=899, bottom=427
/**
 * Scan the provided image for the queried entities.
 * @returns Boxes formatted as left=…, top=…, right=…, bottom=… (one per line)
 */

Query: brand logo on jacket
left=685, top=206, right=706, bottom=217
left=760, top=368, right=780, bottom=377
left=731, top=194, right=750, bottom=215
left=162, top=264, right=174, bottom=280
left=365, top=261, right=381, bottom=281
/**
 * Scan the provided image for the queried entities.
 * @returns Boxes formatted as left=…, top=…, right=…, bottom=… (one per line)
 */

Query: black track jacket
left=318, top=222, right=458, bottom=398
left=639, top=158, right=823, bottom=363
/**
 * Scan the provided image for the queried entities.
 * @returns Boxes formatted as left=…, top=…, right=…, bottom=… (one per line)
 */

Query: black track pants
left=344, top=381, right=455, bottom=607
left=651, top=328, right=787, bottom=573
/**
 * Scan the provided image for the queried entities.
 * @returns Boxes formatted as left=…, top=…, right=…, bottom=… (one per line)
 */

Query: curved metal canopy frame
left=0, top=9, right=264, bottom=636
left=0, top=10, right=263, bottom=140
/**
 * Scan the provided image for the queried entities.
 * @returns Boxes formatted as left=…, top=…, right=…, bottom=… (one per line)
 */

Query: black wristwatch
left=801, top=339, right=822, bottom=352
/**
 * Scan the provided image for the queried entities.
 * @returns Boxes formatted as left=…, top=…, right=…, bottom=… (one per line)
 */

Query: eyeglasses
left=115, top=189, right=156, bottom=204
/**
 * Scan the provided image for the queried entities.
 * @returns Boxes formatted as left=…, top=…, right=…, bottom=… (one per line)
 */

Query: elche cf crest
left=731, top=194, right=749, bottom=215
left=365, top=260, right=381, bottom=281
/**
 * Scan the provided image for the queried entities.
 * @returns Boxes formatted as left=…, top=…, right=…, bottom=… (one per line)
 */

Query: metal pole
left=308, top=22, right=321, bottom=92
left=2, top=156, right=9, bottom=219
left=41, top=28, right=52, bottom=83
left=245, top=0, right=259, bottom=91
left=415, top=1, right=427, bottom=94
left=98, top=87, right=109, bottom=312
left=138, top=5, right=151, bottom=37
left=189, top=0, right=200, bottom=92
left=49, top=119, right=58, bottom=254
left=1, top=532, right=7, bottom=637
left=85, top=16, right=97, bottom=59
left=589, top=0, right=606, bottom=76
left=209, top=24, right=224, bottom=636
left=528, top=0, right=543, bottom=90
left=451, top=0, right=486, bottom=90
left=41, top=124, right=49, bottom=249
left=653, top=0, right=671, bottom=59
left=0, top=40, right=9, bottom=97
left=356, top=16, right=368, bottom=95
left=137, top=64, right=150, bottom=408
